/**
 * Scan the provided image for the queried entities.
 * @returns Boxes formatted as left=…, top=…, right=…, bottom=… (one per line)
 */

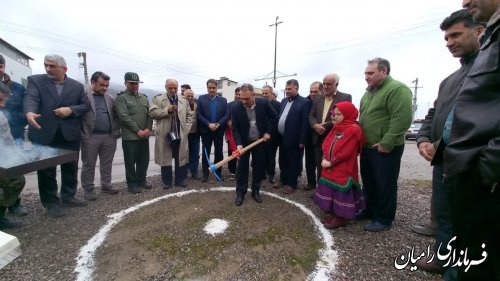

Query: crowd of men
left=0, top=1, right=499, bottom=279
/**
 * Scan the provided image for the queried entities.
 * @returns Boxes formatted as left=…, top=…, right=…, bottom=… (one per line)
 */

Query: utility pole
left=78, top=52, right=90, bottom=91
left=255, top=16, right=296, bottom=93
left=412, top=78, right=423, bottom=121
left=270, top=16, right=283, bottom=88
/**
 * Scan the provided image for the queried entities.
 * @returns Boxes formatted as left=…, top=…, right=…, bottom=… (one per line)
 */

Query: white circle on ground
left=204, top=218, right=229, bottom=236
left=74, top=187, right=337, bottom=281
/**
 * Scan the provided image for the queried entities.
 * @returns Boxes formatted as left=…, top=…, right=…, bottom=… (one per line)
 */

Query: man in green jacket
left=115, top=72, right=153, bottom=193
left=359, top=57, right=412, bottom=232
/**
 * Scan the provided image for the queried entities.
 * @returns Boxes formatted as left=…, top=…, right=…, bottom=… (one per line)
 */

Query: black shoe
left=364, top=221, right=391, bottom=232
left=251, top=193, right=262, bottom=203
left=141, top=183, right=152, bottom=189
left=62, top=198, right=88, bottom=207
left=47, top=205, right=65, bottom=218
left=192, top=174, right=201, bottom=180
left=163, top=183, right=172, bottom=189
left=128, top=186, right=142, bottom=194
left=8, top=204, right=28, bottom=216
left=175, top=181, right=187, bottom=187
left=235, top=195, right=244, bottom=206
left=101, top=185, right=119, bottom=194
left=201, top=176, right=209, bottom=183
left=0, top=217, right=23, bottom=229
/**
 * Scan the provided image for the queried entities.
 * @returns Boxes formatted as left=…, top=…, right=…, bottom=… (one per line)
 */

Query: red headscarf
left=330, top=101, right=359, bottom=130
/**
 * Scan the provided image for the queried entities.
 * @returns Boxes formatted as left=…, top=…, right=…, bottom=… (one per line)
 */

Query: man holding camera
left=150, top=79, right=193, bottom=188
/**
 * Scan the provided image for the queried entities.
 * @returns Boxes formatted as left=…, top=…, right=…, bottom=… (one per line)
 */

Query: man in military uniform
left=115, top=72, right=153, bottom=193
left=0, top=83, right=25, bottom=229
left=0, top=54, right=28, bottom=216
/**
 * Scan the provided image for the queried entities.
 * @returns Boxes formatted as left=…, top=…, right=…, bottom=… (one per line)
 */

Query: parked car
left=406, top=123, right=422, bottom=140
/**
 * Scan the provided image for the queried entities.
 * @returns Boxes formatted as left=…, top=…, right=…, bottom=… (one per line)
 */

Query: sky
left=1, top=0, right=465, bottom=118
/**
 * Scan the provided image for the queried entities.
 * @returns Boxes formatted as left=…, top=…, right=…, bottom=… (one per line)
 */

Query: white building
left=0, top=38, right=33, bottom=86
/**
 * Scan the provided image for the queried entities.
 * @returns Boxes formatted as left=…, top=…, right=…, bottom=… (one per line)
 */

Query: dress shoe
left=192, top=174, right=201, bottom=180
left=0, top=217, right=23, bottom=230
left=47, top=205, right=65, bottom=218
left=415, top=258, right=445, bottom=274
left=175, top=181, right=187, bottom=187
left=364, top=221, right=391, bottom=232
left=355, top=210, right=372, bottom=220
left=282, top=185, right=296, bottom=194
left=251, top=193, right=262, bottom=203
left=303, top=184, right=315, bottom=191
left=235, top=195, right=244, bottom=206
left=62, top=197, right=88, bottom=207
left=324, top=216, right=347, bottom=229
left=201, top=176, right=209, bottom=183
left=83, top=189, right=98, bottom=201
left=101, top=185, right=119, bottom=194
left=163, top=183, right=172, bottom=189
left=128, top=186, right=142, bottom=194
left=273, top=182, right=283, bottom=189
left=8, top=204, right=28, bottom=217
left=321, top=214, right=336, bottom=224
left=141, top=183, right=153, bottom=189
left=411, top=223, right=436, bottom=236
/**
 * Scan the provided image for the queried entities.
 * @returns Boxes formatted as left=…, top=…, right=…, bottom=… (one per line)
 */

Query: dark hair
left=206, top=79, right=218, bottom=86
left=235, top=87, right=241, bottom=93
left=368, top=57, right=391, bottom=74
left=440, top=9, right=483, bottom=31
left=0, top=83, right=11, bottom=96
left=90, top=71, right=110, bottom=83
left=238, top=84, right=253, bottom=92
left=311, top=81, right=324, bottom=92
left=286, top=79, right=299, bottom=88
left=0, top=54, right=5, bottom=65
left=181, top=84, right=191, bottom=90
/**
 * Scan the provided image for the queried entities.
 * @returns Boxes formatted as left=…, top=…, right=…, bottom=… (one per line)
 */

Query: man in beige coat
left=150, top=79, right=193, bottom=188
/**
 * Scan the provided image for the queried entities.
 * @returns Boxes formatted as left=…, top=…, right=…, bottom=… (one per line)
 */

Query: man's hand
left=26, top=112, right=42, bottom=129
left=53, top=107, right=73, bottom=118
left=237, top=145, right=243, bottom=152
left=372, top=143, right=393, bottom=153
left=227, top=119, right=232, bottom=129
left=263, top=133, right=271, bottom=141
left=208, top=123, right=219, bottom=131
left=167, top=104, right=177, bottom=113
left=418, top=142, right=435, bottom=161
left=313, top=124, right=326, bottom=135
left=143, top=128, right=151, bottom=138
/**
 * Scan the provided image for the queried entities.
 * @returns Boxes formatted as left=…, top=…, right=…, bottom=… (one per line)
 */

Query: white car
left=406, top=123, right=422, bottom=140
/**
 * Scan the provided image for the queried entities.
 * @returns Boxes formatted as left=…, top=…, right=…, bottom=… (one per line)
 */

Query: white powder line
left=74, top=187, right=337, bottom=281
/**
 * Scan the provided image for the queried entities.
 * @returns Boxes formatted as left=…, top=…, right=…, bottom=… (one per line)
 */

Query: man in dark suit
left=304, top=81, right=323, bottom=190
left=276, top=79, right=311, bottom=194
left=232, top=83, right=277, bottom=206
left=24, top=54, right=91, bottom=218
left=80, top=71, right=121, bottom=200
left=261, top=85, right=280, bottom=184
left=197, top=79, right=229, bottom=182
left=309, top=73, right=352, bottom=184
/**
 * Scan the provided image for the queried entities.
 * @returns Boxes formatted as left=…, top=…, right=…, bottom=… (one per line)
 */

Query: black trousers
left=450, top=171, right=500, bottom=281
left=360, top=144, right=404, bottom=225
left=36, top=129, right=80, bottom=208
left=279, top=144, right=304, bottom=188
left=122, top=139, right=150, bottom=188
left=313, top=145, right=323, bottom=184
left=161, top=144, right=187, bottom=185
left=304, top=143, right=317, bottom=186
left=201, top=131, right=224, bottom=178
left=227, top=149, right=237, bottom=174
left=236, top=141, right=264, bottom=196
left=263, top=141, right=279, bottom=177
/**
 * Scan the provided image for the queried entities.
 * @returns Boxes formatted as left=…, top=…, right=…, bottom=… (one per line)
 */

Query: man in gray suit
left=80, top=71, right=121, bottom=201
left=24, top=54, right=91, bottom=218
left=309, top=73, right=352, bottom=183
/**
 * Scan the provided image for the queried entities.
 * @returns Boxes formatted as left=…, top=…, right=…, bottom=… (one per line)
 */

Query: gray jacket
left=81, top=92, right=121, bottom=141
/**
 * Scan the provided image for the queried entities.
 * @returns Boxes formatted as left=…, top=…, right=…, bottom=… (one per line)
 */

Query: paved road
left=21, top=139, right=430, bottom=195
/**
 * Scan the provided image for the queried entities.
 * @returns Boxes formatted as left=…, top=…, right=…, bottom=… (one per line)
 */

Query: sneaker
left=62, top=198, right=88, bottom=207
left=101, top=184, right=119, bottom=194
left=47, top=205, right=65, bottom=218
left=364, top=221, right=391, bottom=232
left=83, top=189, right=98, bottom=201
left=0, top=217, right=23, bottom=230
left=140, top=183, right=153, bottom=189
left=8, top=204, right=28, bottom=217
left=128, top=186, right=142, bottom=194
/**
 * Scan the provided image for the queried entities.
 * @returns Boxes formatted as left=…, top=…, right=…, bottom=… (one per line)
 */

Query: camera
left=167, top=131, right=180, bottom=146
